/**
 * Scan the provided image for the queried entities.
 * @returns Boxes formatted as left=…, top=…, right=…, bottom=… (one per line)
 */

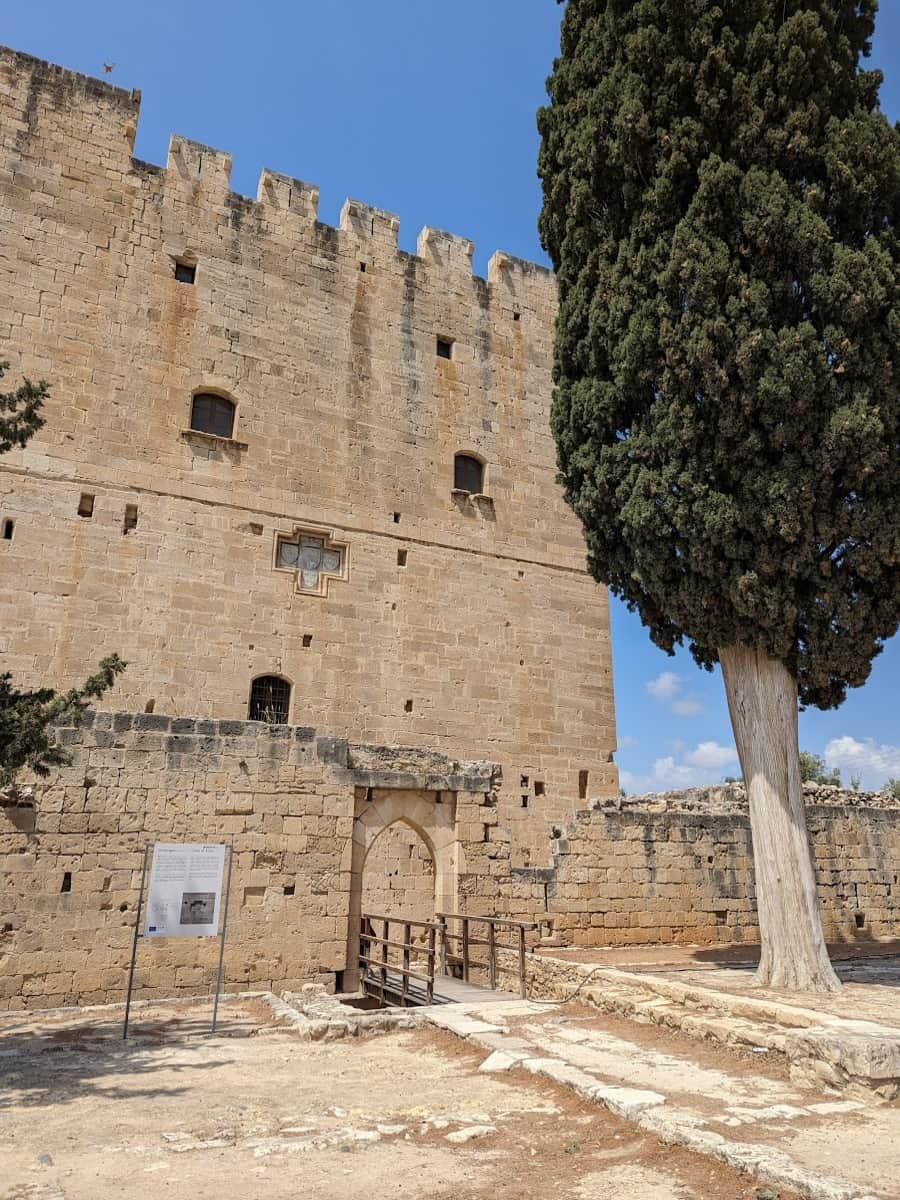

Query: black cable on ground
left=524, top=965, right=611, bottom=1006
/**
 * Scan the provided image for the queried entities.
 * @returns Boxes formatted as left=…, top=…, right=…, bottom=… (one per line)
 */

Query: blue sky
left=5, top=2, right=898, bottom=791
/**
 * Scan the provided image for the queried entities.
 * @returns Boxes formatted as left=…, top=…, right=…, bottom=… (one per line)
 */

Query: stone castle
left=1, top=48, right=897, bottom=1010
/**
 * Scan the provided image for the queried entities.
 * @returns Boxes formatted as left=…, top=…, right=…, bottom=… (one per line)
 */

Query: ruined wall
left=0, top=714, right=501, bottom=1011
left=0, top=46, right=617, bottom=862
left=502, top=788, right=900, bottom=948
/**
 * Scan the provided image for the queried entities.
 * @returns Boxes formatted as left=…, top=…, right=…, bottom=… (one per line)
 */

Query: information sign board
left=144, top=843, right=226, bottom=939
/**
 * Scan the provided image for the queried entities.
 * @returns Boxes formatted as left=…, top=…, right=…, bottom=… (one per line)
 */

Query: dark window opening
left=78, top=493, right=95, bottom=518
left=404, top=699, right=413, bottom=713
left=436, top=337, right=453, bottom=360
left=334, top=969, right=345, bottom=993
left=249, top=675, right=291, bottom=724
left=359, top=262, right=367, bottom=273
left=513, top=310, right=521, bottom=322
left=397, top=549, right=408, bottom=567
left=61, top=871, right=72, bottom=894
left=144, top=699, right=156, bottom=713
left=393, top=512, right=401, bottom=524
left=520, top=775, right=529, bottom=788
left=454, top=454, right=484, bottom=494
left=521, top=796, right=529, bottom=809
left=190, top=393, right=235, bottom=439
left=2, top=519, right=13, bottom=541
left=578, top=770, right=589, bottom=801
left=123, top=504, right=138, bottom=534
left=302, top=634, right=313, bottom=648
left=534, top=781, right=545, bottom=797
left=283, top=884, right=295, bottom=897
left=855, top=912, right=866, bottom=929
left=174, top=260, right=196, bottom=284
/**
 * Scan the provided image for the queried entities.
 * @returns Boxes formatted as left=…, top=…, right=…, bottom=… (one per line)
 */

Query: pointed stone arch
left=344, top=789, right=461, bottom=989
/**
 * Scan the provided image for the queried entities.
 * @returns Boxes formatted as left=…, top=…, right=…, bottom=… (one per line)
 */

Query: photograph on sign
left=144, top=843, right=226, bottom=938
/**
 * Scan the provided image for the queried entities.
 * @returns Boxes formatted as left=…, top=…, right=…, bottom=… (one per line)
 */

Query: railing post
left=380, top=917, right=389, bottom=1004
left=402, top=922, right=411, bottom=1007
left=488, top=920, right=497, bottom=990
left=461, top=917, right=470, bottom=983
left=518, top=924, right=527, bottom=999
left=426, top=923, right=436, bottom=1005
left=438, top=914, right=448, bottom=978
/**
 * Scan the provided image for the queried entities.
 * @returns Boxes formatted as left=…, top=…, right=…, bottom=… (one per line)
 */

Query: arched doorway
left=361, top=820, right=436, bottom=925
left=343, top=789, right=460, bottom=989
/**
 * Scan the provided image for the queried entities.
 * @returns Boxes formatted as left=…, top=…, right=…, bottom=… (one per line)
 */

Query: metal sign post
left=122, top=841, right=233, bottom=1041
left=122, top=844, right=150, bottom=1041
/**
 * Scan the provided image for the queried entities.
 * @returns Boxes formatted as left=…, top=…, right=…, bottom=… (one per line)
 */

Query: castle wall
left=0, top=46, right=617, bottom=863
left=504, top=790, right=900, bottom=948
left=0, top=713, right=501, bottom=1011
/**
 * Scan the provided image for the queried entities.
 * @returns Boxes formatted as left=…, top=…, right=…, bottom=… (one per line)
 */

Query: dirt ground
left=0, top=999, right=796, bottom=1200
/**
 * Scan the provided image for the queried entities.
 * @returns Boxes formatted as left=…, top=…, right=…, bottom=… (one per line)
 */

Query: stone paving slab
left=422, top=999, right=897, bottom=1200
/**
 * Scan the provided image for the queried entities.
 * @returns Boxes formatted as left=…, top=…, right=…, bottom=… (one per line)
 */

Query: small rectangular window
left=61, top=871, right=72, bottom=894
left=2, top=519, right=13, bottom=541
left=77, top=493, right=94, bottom=518
left=436, top=337, right=453, bottom=360
left=578, top=770, right=589, bottom=801
left=123, top=504, right=138, bottom=534
left=174, top=261, right=196, bottom=284
left=397, top=549, right=408, bottom=567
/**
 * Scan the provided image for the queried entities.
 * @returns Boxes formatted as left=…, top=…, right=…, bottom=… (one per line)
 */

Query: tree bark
left=719, top=644, right=841, bottom=994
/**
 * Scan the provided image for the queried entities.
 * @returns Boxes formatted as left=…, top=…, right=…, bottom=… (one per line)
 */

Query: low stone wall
left=503, top=785, right=900, bottom=948
left=0, top=712, right=500, bottom=1010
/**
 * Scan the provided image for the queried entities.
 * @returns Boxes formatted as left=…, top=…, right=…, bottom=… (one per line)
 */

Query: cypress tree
left=538, top=0, right=900, bottom=991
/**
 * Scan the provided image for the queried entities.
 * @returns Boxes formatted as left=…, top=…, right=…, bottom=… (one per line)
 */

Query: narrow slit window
left=77, top=493, right=95, bottom=518
left=248, top=675, right=291, bottom=724
left=61, top=871, right=72, bottom=894
left=123, top=504, right=138, bottom=533
left=2, top=519, right=13, bottom=541
left=190, top=393, right=235, bottom=439
left=397, top=549, right=408, bottom=567
left=436, top=337, right=453, bottom=360
left=454, top=454, right=484, bottom=495
left=578, top=770, right=589, bottom=801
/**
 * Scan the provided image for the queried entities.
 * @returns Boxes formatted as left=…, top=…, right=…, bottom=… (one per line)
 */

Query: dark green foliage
left=0, top=360, right=47, bottom=452
left=798, top=750, right=841, bottom=785
left=539, top=1, right=900, bottom=708
left=0, top=656, right=127, bottom=788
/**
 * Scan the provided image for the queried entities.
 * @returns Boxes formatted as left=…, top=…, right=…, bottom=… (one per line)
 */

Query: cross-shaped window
left=276, top=530, right=347, bottom=596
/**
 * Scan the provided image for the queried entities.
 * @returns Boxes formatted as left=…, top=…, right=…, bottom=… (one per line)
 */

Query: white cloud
left=824, top=737, right=900, bottom=790
left=620, top=741, right=738, bottom=794
left=684, top=741, right=739, bottom=770
left=645, top=671, right=704, bottom=717
left=646, top=671, right=681, bottom=701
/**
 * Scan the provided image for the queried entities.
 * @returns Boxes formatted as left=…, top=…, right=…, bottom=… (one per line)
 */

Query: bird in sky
left=102, top=62, right=116, bottom=74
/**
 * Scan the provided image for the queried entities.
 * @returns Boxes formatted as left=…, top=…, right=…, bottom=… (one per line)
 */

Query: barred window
left=248, top=675, right=291, bottom=724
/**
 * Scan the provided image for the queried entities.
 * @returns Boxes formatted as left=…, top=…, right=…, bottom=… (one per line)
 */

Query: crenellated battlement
left=0, top=44, right=554, bottom=300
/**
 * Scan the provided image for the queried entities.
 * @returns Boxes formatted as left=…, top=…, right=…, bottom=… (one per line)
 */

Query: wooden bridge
left=358, top=912, right=539, bottom=1007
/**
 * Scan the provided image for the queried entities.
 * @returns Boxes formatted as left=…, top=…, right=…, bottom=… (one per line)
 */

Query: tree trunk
left=719, top=644, right=841, bottom=994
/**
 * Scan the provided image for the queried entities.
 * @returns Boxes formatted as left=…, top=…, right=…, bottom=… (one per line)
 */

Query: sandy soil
left=0, top=999, right=794, bottom=1200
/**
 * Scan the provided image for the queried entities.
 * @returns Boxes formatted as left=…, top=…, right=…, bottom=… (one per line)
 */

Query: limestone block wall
left=360, top=822, right=436, bottom=924
left=503, top=788, right=900, bottom=948
left=0, top=45, right=618, bottom=862
left=0, top=713, right=502, bottom=1010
